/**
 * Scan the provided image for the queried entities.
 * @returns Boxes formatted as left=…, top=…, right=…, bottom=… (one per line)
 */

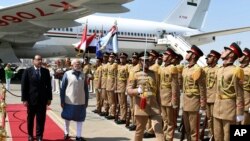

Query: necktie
left=36, top=69, right=40, bottom=80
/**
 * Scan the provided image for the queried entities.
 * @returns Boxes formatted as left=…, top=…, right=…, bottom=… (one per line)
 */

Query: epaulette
left=234, top=66, right=244, bottom=80
left=170, top=65, right=178, bottom=74
left=177, top=65, right=184, bottom=73
left=192, top=64, right=202, bottom=81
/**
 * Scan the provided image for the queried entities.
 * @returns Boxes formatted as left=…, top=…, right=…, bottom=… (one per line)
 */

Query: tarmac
left=3, top=82, right=187, bottom=141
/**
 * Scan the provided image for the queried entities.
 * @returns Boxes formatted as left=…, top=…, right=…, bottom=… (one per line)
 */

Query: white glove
left=236, top=115, right=244, bottom=122
left=87, top=74, right=92, bottom=78
left=137, top=85, right=143, bottom=94
left=248, top=108, right=250, bottom=113
left=199, top=109, right=205, bottom=115
left=173, top=105, right=178, bottom=109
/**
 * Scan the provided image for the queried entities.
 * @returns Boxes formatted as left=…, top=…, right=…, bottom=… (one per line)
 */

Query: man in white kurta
left=60, top=59, right=89, bottom=141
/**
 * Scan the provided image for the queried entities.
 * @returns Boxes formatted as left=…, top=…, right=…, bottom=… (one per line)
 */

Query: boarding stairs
left=156, top=34, right=207, bottom=67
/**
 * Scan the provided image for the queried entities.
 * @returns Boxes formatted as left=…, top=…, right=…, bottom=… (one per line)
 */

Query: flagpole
left=143, top=34, right=147, bottom=73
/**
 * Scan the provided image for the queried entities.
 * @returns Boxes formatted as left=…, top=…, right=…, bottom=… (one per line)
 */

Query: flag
left=96, top=28, right=104, bottom=58
left=99, top=25, right=117, bottom=51
left=73, top=24, right=87, bottom=51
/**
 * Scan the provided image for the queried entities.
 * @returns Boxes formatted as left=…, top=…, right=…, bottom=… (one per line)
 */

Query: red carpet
left=6, top=104, right=68, bottom=141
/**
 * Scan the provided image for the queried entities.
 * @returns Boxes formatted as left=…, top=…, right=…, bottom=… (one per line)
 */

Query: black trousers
left=27, top=104, right=47, bottom=137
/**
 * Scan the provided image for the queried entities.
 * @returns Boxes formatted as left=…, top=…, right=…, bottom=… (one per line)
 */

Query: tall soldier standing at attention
left=213, top=42, right=244, bottom=141
left=127, top=51, right=164, bottom=141
left=116, top=52, right=129, bottom=124
left=158, top=48, right=179, bottom=141
left=182, top=45, right=207, bottom=141
left=100, top=52, right=110, bottom=116
left=239, top=48, right=250, bottom=125
left=127, top=52, right=140, bottom=130
left=203, top=50, right=221, bottom=139
left=93, top=57, right=103, bottom=115
left=106, top=52, right=118, bottom=119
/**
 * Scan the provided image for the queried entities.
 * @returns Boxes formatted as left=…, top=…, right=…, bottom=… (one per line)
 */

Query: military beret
left=187, top=45, right=204, bottom=57
left=119, top=52, right=128, bottom=58
left=103, top=52, right=110, bottom=57
left=149, top=50, right=159, bottom=57
left=164, top=48, right=177, bottom=56
left=132, top=52, right=139, bottom=59
left=243, top=48, right=250, bottom=59
left=207, top=50, right=221, bottom=59
left=109, top=52, right=117, bottom=57
left=224, top=42, right=243, bottom=58
left=139, top=51, right=150, bottom=60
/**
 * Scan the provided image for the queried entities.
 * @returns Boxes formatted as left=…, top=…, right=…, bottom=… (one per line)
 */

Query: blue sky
left=1, top=0, right=250, bottom=55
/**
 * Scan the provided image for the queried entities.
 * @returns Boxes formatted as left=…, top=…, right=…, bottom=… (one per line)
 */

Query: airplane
left=1, top=0, right=250, bottom=63
left=0, top=0, right=133, bottom=63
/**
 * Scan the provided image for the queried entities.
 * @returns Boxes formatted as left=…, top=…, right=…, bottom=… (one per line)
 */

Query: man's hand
left=173, top=105, right=178, bottom=109
left=47, top=100, right=51, bottom=106
left=236, top=115, right=244, bottom=122
left=137, top=85, right=143, bottom=94
left=23, top=101, right=28, bottom=107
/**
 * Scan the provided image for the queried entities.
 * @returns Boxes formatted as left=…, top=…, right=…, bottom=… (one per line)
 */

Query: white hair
left=71, top=59, right=82, bottom=64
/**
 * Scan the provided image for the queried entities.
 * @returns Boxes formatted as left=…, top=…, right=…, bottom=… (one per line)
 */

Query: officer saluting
left=239, top=48, right=250, bottom=125
left=127, top=51, right=164, bottom=141
left=213, top=42, right=244, bottom=141
left=182, top=45, right=207, bottom=141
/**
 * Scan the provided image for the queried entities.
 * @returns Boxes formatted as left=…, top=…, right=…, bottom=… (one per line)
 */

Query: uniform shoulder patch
left=171, top=65, right=178, bottom=74
left=192, top=65, right=202, bottom=81
left=234, top=66, right=244, bottom=80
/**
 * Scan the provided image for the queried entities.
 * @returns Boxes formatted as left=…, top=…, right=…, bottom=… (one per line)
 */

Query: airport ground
left=3, top=81, right=188, bottom=141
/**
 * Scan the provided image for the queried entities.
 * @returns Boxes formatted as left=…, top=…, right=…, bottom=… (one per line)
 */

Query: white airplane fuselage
left=13, top=15, right=201, bottom=58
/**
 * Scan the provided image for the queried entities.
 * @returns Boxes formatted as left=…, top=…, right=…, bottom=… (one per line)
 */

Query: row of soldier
left=91, top=42, right=249, bottom=141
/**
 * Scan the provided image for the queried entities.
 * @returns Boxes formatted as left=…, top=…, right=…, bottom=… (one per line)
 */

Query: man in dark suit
left=21, top=55, right=52, bottom=141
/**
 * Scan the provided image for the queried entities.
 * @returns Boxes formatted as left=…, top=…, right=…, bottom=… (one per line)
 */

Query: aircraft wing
left=0, top=0, right=132, bottom=44
left=185, top=26, right=250, bottom=45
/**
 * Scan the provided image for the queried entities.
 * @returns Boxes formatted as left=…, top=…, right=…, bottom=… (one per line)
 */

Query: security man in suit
left=116, top=52, right=129, bottom=124
left=127, top=52, right=141, bottom=130
left=106, top=52, right=118, bottom=119
left=204, top=50, right=221, bottom=139
left=93, top=57, right=103, bottom=115
left=182, top=45, right=207, bottom=141
left=127, top=51, right=164, bottom=141
left=144, top=49, right=160, bottom=138
left=158, top=48, right=179, bottom=141
left=21, top=55, right=52, bottom=141
left=213, top=42, right=244, bottom=141
left=100, top=52, right=110, bottom=116
left=239, top=48, right=250, bottom=125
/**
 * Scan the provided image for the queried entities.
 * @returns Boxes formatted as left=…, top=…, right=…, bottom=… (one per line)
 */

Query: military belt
left=219, top=93, right=236, bottom=100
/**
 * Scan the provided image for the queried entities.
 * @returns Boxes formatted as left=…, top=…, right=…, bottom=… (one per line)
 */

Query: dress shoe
left=128, top=125, right=136, bottom=131
left=64, top=134, right=70, bottom=140
left=105, top=115, right=115, bottom=120
left=92, top=109, right=99, bottom=113
left=76, top=136, right=86, bottom=141
left=28, top=136, right=34, bottom=141
left=98, top=112, right=107, bottom=116
left=115, top=119, right=126, bottom=124
left=143, top=132, right=156, bottom=138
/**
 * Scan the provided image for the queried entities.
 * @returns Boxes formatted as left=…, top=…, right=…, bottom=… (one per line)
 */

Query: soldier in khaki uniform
left=106, top=52, right=118, bottom=119
left=116, top=52, right=129, bottom=124
left=213, top=42, right=244, bottom=141
left=100, top=52, right=110, bottom=116
left=204, top=50, right=221, bottom=139
left=158, top=48, right=179, bottom=141
left=127, top=51, right=164, bottom=141
left=93, top=57, right=103, bottom=114
left=127, top=52, right=141, bottom=131
left=239, top=48, right=250, bottom=125
left=144, top=50, right=160, bottom=138
left=182, top=45, right=207, bottom=141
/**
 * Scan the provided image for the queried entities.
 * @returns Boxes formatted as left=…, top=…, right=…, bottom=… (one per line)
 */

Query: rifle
left=178, top=117, right=185, bottom=141
left=125, top=102, right=131, bottom=127
left=200, top=115, right=208, bottom=141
